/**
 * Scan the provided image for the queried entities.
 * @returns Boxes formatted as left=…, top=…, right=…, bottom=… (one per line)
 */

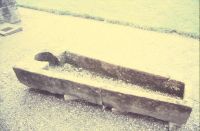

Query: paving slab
left=0, top=23, right=22, bottom=36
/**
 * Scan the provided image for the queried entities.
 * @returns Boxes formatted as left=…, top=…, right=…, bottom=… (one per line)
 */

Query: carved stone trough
left=13, top=51, right=192, bottom=128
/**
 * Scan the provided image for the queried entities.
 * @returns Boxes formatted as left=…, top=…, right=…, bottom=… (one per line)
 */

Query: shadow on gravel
left=28, top=88, right=64, bottom=99
left=27, top=88, right=167, bottom=126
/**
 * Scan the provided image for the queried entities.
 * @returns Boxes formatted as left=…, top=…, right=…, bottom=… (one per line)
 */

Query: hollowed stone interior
left=45, top=63, right=181, bottom=100
left=43, top=51, right=185, bottom=99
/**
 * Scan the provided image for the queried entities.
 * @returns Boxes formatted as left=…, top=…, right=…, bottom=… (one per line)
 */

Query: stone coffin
left=13, top=51, right=192, bottom=125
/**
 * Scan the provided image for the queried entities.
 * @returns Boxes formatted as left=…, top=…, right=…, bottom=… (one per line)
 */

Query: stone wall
left=0, top=0, right=20, bottom=24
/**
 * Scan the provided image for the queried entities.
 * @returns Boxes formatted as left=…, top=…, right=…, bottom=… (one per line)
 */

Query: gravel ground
left=0, top=8, right=199, bottom=131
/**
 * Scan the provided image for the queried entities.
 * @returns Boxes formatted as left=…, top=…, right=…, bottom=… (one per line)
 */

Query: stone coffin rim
left=13, top=56, right=192, bottom=108
left=13, top=56, right=193, bottom=125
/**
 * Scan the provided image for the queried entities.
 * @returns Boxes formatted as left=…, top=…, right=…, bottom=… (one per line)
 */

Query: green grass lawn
left=17, top=0, right=199, bottom=39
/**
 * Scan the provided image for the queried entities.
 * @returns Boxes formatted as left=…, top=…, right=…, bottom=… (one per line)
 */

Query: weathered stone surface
left=13, top=67, right=102, bottom=105
left=101, top=90, right=191, bottom=125
left=13, top=66, right=192, bottom=125
left=35, top=52, right=60, bottom=66
left=13, top=51, right=192, bottom=125
left=59, top=51, right=185, bottom=98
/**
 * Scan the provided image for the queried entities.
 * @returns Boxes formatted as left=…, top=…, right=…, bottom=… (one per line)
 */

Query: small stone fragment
left=168, top=122, right=181, bottom=131
left=64, top=94, right=79, bottom=101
